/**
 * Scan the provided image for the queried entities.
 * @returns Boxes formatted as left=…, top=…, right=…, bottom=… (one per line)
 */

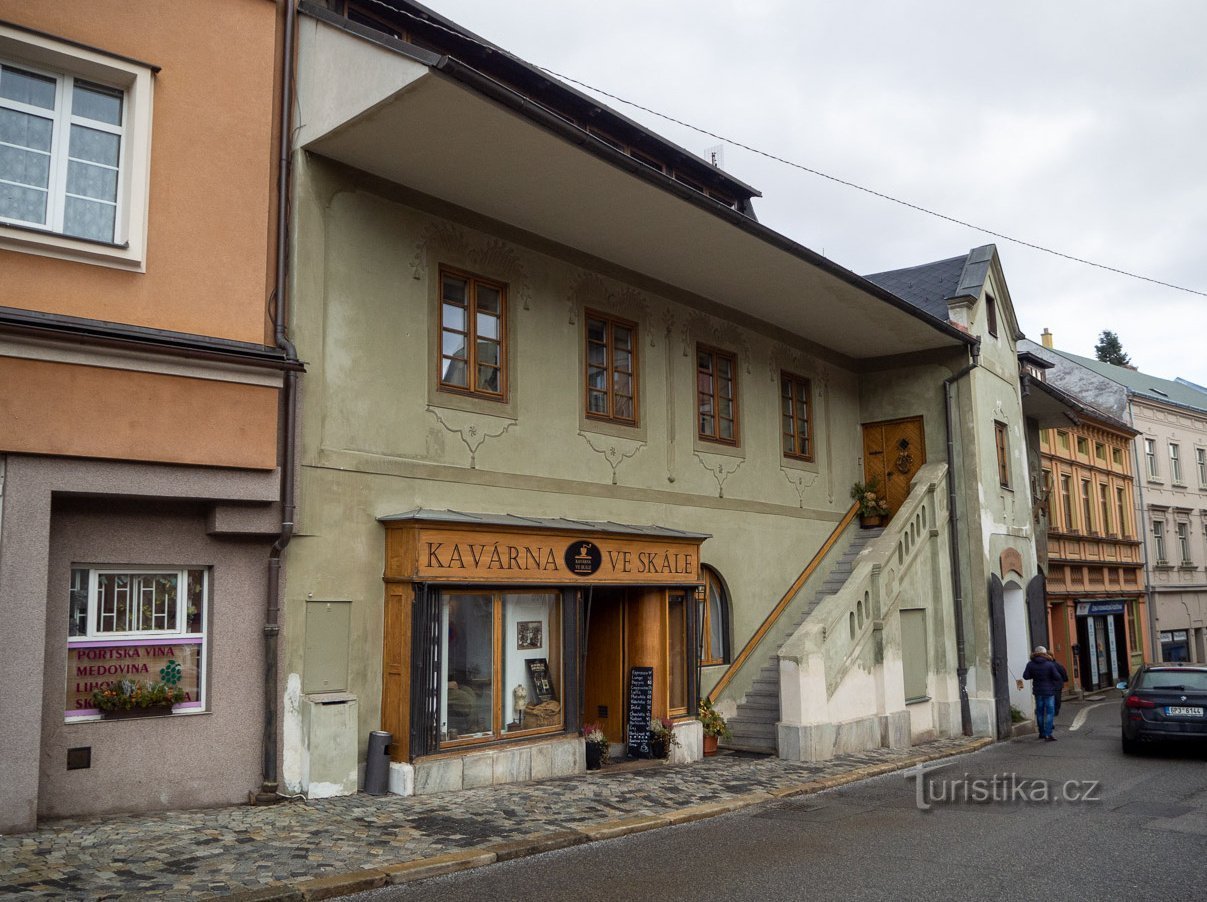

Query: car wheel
left=1121, top=736, right=1140, bottom=755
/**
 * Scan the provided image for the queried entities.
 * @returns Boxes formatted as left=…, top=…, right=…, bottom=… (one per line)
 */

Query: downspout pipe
left=256, top=0, right=299, bottom=805
left=944, top=340, right=981, bottom=737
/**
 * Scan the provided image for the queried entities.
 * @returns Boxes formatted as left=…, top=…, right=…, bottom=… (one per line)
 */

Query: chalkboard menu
left=626, top=666, right=654, bottom=758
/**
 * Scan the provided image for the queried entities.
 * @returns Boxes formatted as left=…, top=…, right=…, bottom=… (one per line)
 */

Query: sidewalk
left=1, top=736, right=990, bottom=900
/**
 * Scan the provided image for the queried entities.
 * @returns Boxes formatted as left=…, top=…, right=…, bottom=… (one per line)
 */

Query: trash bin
left=364, top=730, right=392, bottom=796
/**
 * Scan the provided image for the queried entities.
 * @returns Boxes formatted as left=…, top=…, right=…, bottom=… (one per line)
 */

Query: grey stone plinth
left=462, top=753, right=494, bottom=789
left=879, top=711, right=911, bottom=749
left=414, top=756, right=464, bottom=795
left=670, top=720, right=703, bottom=763
left=777, top=715, right=881, bottom=762
left=530, top=742, right=553, bottom=781
left=551, top=737, right=586, bottom=777
left=493, top=747, right=531, bottom=785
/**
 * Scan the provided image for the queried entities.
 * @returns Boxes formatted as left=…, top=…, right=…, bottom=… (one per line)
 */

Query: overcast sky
left=432, top=0, right=1207, bottom=385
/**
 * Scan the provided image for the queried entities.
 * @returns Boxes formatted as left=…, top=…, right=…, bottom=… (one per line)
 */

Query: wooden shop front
left=379, top=511, right=707, bottom=762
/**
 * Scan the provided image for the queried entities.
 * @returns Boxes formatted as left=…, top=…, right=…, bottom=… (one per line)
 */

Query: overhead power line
left=361, top=0, right=1207, bottom=299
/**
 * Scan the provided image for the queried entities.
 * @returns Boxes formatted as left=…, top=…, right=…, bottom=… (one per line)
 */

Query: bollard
left=364, top=730, right=392, bottom=795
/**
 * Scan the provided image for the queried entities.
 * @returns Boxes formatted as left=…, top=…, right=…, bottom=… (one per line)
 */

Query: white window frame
left=1152, top=520, right=1167, bottom=564
left=66, top=566, right=207, bottom=720
left=0, top=24, right=153, bottom=270
left=1197, top=447, right=1207, bottom=487
left=1176, top=522, right=1192, bottom=565
left=1144, top=438, right=1158, bottom=478
left=1169, top=443, right=1183, bottom=484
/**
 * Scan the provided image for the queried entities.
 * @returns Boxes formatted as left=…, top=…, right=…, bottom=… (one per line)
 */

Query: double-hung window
left=1153, top=521, right=1167, bottom=564
left=1169, top=443, right=1182, bottom=484
left=696, top=345, right=738, bottom=444
left=66, top=567, right=207, bottom=718
left=1177, top=522, right=1192, bottom=565
left=1145, top=438, right=1158, bottom=478
left=585, top=311, right=637, bottom=425
left=1198, top=448, right=1207, bottom=487
left=439, top=267, right=507, bottom=399
left=0, top=26, right=153, bottom=268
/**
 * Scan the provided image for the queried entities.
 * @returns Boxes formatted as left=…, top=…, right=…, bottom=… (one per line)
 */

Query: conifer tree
left=1094, top=330, right=1131, bottom=367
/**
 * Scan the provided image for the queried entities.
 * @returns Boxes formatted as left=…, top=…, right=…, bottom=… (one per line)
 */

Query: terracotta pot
left=102, top=704, right=176, bottom=719
left=703, top=734, right=719, bottom=756
left=859, top=514, right=884, bottom=529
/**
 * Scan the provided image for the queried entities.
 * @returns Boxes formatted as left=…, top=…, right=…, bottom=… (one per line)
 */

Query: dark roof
left=863, top=245, right=997, bottom=323
left=377, top=509, right=711, bottom=540
left=1046, top=349, right=1207, bottom=414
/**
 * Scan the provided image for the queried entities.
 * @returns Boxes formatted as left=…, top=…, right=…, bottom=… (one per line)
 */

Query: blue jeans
left=1034, top=693, right=1056, bottom=738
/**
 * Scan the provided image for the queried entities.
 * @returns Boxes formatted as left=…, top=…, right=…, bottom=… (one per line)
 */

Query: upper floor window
left=985, top=295, right=998, bottom=338
left=1145, top=438, right=1158, bottom=478
left=1094, top=442, right=1106, bottom=462
left=1080, top=478, right=1094, bottom=533
left=584, top=311, right=637, bottom=425
left=1060, top=473, right=1074, bottom=530
left=994, top=421, right=1010, bottom=487
left=439, top=267, right=507, bottom=400
left=1153, top=520, right=1167, bottom=564
left=0, top=26, right=153, bottom=269
left=1176, top=521, right=1192, bottom=565
left=1115, top=486, right=1129, bottom=537
left=1169, top=443, right=1183, bottom=484
left=1098, top=483, right=1112, bottom=534
left=696, top=345, right=738, bottom=445
left=1198, top=448, right=1207, bottom=486
left=1076, top=436, right=1088, bottom=457
left=1056, top=431, right=1070, bottom=452
left=780, top=372, right=813, bottom=461
left=1112, top=447, right=1124, bottom=468
left=699, top=566, right=730, bottom=666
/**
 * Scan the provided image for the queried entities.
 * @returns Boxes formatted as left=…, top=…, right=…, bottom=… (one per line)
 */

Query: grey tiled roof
left=863, top=254, right=969, bottom=321
left=1048, top=349, right=1207, bottom=414
left=377, top=508, right=711, bottom=539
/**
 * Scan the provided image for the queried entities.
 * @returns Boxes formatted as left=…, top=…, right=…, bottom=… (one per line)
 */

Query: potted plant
left=648, top=717, right=680, bottom=760
left=850, top=478, right=891, bottom=527
left=91, top=678, right=186, bottom=719
left=697, top=697, right=730, bottom=756
left=582, top=722, right=609, bottom=770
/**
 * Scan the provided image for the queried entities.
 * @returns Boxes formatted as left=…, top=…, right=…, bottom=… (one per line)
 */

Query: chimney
left=1041, top=328, right=1053, bottom=349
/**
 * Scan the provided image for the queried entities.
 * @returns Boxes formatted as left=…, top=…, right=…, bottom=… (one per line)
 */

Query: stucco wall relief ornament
left=565, top=274, right=650, bottom=340
left=693, top=451, right=744, bottom=499
left=579, top=432, right=644, bottom=485
left=780, top=467, right=819, bottom=508
left=410, top=223, right=533, bottom=310
left=427, top=407, right=516, bottom=469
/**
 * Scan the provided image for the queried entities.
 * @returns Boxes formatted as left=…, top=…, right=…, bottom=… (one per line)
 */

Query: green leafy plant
left=649, top=716, right=680, bottom=758
left=1009, top=705, right=1025, bottom=724
left=850, top=478, right=890, bottom=517
left=91, top=678, right=185, bottom=712
left=698, top=697, right=731, bottom=739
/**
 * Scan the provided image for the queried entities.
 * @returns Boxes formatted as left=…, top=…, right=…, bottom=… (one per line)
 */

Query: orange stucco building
left=0, top=1, right=295, bottom=832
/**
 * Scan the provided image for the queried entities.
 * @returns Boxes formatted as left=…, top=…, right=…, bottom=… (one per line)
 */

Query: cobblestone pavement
left=0, top=737, right=986, bottom=900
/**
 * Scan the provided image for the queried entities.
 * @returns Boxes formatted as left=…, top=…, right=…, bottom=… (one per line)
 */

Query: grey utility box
left=300, top=692, right=358, bottom=799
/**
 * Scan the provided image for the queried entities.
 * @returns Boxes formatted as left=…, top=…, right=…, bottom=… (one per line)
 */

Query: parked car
left=1118, top=665, right=1207, bottom=754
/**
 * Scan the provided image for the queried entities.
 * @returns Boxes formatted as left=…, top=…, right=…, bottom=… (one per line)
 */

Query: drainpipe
left=255, top=0, right=299, bottom=805
left=944, top=340, right=981, bottom=737
left=1128, top=396, right=1160, bottom=663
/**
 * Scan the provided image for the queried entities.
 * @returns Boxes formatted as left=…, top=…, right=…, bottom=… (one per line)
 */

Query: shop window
left=66, top=567, right=207, bottom=719
left=780, top=372, right=813, bottom=461
left=0, top=26, right=154, bottom=269
left=584, top=310, right=638, bottom=425
left=696, top=345, right=739, bottom=445
left=994, top=421, right=1010, bottom=487
left=1159, top=630, right=1189, bottom=662
left=668, top=592, right=688, bottom=715
left=439, top=590, right=561, bottom=746
left=439, top=267, right=507, bottom=400
left=698, top=566, right=731, bottom=665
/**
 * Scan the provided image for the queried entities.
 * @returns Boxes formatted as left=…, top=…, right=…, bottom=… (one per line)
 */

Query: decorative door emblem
left=895, top=437, right=914, bottom=474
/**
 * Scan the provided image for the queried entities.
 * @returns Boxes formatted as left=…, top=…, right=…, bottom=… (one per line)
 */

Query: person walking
left=1023, top=645, right=1063, bottom=741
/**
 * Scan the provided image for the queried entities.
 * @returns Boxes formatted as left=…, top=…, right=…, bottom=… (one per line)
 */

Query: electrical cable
left=360, top=0, right=1207, bottom=298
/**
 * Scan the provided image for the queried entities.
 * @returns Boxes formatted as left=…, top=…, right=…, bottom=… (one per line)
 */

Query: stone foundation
left=409, top=735, right=584, bottom=796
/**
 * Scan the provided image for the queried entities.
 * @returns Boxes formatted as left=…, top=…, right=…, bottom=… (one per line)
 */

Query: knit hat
left=1034, top=645, right=1047, bottom=654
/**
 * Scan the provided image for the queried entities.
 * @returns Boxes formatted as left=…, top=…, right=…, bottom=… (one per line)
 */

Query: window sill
left=0, top=221, right=144, bottom=272
left=905, top=695, right=931, bottom=705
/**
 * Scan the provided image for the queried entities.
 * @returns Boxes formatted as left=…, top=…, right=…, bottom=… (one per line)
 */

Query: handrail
left=709, top=501, right=860, bottom=702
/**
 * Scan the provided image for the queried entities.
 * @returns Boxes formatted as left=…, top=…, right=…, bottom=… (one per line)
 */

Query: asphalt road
left=354, top=697, right=1207, bottom=902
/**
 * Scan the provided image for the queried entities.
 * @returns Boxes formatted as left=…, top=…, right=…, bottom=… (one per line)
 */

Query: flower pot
left=703, top=734, right=719, bottom=756
left=859, top=514, right=884, bottom=529
left=102, top=704, right=176, bottom=719
left=585, top=742, right=604, bottom=770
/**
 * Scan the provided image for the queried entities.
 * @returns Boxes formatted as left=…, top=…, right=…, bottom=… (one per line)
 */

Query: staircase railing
left=709, top=501, right=860, bottom=703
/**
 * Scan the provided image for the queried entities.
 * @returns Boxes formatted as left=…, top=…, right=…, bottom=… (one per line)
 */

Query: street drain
left=751, top=800, right=828, bottom=819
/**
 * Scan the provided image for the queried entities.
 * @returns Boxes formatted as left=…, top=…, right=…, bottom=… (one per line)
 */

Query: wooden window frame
left=583, top=309, right=639, bottom=427
left=696, top=344, right=740, bottom=446
left=438, top=266, right=508, bottom=402
left=1098, top=482, right=1112, bottom=535
left=1060, top=472, right=1074, bottom=531
left=985, top=294, right=998, bottom=338
left=780, top=371, right=814, bottom=462
left=698, top=567, right=730, bottom=667
left=1080, top=478, right=1095, bottom=534
left=994, top=421, right=1010, bottom=488
left=1115, top=485, right=1129, bottom=537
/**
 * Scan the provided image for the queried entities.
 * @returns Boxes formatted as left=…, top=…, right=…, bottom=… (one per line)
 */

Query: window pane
left=0, top=65, right=56, bottom=109
left=63, top=195, right=115, bottom=241
left=441, top=357, right=467, bottom=387
left=69, top=569, right=89, bottom=637
left=718, top=397, right=732, bottom=420
left=588, top=390, right=607, bottom=413
left=72, top=81, right=122, bottom=125
left=0, top=143, right=51, bottom=187
left=614, top=372, right=632, bottom=396
left=441, top=303, right=465, bottom=331
left=783, top=434, right=794, bottom=454
left=719, top=377, right=733, bottom=399
left=503, top=593, right=562, bottom=733
left=476, top=312, right=499, bottom=340
left=588, top=366, right=606, bottom=390
left=718, top=357, right=732, bottom=379
left=587, top=318, right=605, bottom=343
left=478, top=364, right=500, bottom=393
left=708, top=576, right=725, bottom=661
left=697, top=351, right=712, bottom=372
left=67, top=159, right=118, bottom=201
left=698, top=394, right=713, bottom=416
left=781, top=395, right=792, bottom=416
left=476, top=285, right=501, bottom=314
left=0, top=181, right=47, bottom=223
left=0, top=107, right=54, bottom=151
left=476, top=338, right=499, bottom=367
left=614, top=348, right=631, bottom=372
left=441, top=332, right=466, bottom=358
left=697, top=372, right=712, bottom=394
left=614, top=395, right=633, bottom=420
left=68, top=124, right=119, bottom=166
left=441, top=594, right=494, bottom=741
left=614, top=326, right=631, bottom=351
left=719, top=418, right=734, bottom=440
left=442, top=275, right=466, bottom=304
left=700, top=414, right=713, bottom=435
left=588, top=343, right=606, bottom=367
left=186, top=570, right=205, bottom=634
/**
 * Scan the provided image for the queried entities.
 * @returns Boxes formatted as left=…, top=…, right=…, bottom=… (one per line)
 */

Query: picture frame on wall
left=517, top=620, right=542, bottom=650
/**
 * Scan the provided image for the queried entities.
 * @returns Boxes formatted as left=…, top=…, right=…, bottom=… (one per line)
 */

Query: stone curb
left=219, top=738, right=990, bottom=900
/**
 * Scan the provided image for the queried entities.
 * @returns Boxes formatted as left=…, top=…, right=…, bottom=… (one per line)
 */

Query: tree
left=1094, top=330, right=1132, bottom=367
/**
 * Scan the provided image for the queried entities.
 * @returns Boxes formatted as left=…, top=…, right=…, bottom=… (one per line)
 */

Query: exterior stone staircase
left=724, top=527, right=885, bottom=754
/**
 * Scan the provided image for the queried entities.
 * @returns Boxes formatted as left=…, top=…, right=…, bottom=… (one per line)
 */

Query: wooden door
left=862, top=416, right=925, bottom=516
left=584, top=591, right=626, bottom=744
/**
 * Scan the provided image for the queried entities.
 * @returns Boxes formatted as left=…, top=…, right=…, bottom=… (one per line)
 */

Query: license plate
left=1165, top=706, right=1204, bottom=717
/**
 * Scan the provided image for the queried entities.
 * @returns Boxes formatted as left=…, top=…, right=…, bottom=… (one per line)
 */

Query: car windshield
left=1136, top=670, right=1207, bottom=692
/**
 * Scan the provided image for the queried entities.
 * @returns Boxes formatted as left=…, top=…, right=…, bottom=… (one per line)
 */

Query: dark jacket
left=1023, top=654, right=1064, bottom=695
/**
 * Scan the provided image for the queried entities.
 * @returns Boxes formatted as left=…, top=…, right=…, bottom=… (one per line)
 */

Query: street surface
left=355, top=698, right=1207, bottom=902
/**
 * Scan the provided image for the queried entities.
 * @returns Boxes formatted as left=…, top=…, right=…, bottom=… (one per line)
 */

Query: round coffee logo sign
left=565, top=541, right=602, bottom=576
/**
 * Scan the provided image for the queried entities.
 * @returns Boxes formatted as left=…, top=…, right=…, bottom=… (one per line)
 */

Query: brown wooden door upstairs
left=861, top=416, right=926, bottom=517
